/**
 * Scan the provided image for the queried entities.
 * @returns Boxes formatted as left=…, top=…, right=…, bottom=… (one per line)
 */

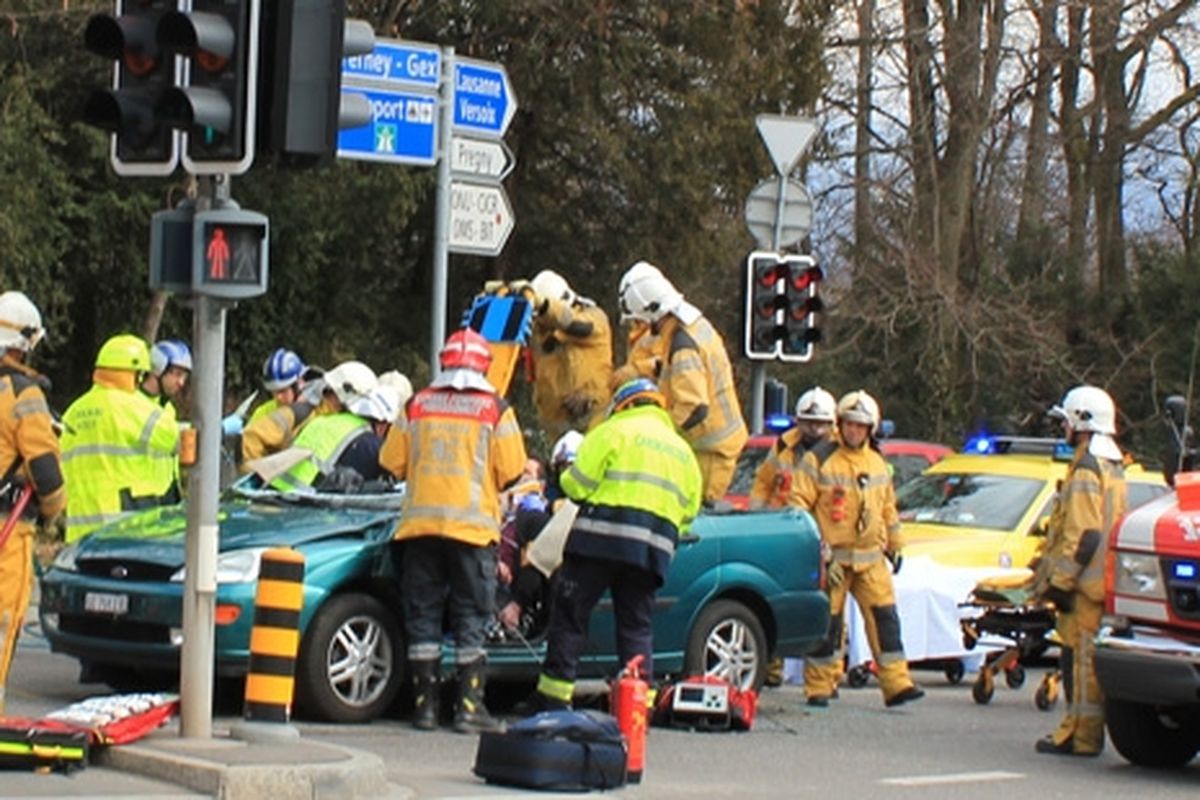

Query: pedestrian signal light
left=82, top=0, right=182, bottom=176
left=743, top=251, right=823, bottom=362
left=191, top=208, right=269, bottom=298
left=157, top=0, right=260, bottom=174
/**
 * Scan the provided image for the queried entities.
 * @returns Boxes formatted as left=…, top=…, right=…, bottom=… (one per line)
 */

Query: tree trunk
left=853, top=0, right=875, bottom=267
left=1015, top=0, right=1058, bottom=276
left=901, top=0, right=939, bottom=273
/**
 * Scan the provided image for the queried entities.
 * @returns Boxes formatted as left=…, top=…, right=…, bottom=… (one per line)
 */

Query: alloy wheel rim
left=326, top=614, right=393, bottom=707
left=704, top=618, right=758, bottom=691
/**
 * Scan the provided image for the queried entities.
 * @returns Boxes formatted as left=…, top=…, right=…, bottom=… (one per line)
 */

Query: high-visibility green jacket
left=270, top=412, right=367, bottom=491
left=561, top=404, right=702, bottom=583
left=61, top=370, right=179, bottom=542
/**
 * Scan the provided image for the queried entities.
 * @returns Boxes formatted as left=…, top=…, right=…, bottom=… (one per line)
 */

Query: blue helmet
left=610, top=378, right=665, bottom=416
left=262, top=348, right=306, bottom=392
left=152, top=339, right=193, bottom=376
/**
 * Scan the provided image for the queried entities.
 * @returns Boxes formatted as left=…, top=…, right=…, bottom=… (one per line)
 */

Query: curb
left=95, top=736, right=391, bottom=799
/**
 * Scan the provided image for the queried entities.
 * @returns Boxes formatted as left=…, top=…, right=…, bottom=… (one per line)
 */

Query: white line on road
left=881, top=770, right=1025, bottom=787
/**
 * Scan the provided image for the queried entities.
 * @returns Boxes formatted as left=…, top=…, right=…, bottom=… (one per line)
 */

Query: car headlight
left=170, top=548, right=267, bottom=585
left=1113, top=552, right=1165, bottom=599
left=51, top=543, right=80, bottom=573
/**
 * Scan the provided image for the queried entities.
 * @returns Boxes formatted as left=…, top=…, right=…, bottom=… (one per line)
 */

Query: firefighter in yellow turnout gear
left=790, top=390, right=924, bottom=708
left=615, top=261, right=747, bottom=502
left=524, top=270, right=613, bottom=439
left=1032, top=385, right=1127, bottom=757
left=0, top=292, right=65, bottom=714
left=750, top=387, right=837, bottom=510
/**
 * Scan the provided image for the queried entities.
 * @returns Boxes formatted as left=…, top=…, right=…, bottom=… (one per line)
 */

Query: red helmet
left=439, top=328, right=493, bottom=373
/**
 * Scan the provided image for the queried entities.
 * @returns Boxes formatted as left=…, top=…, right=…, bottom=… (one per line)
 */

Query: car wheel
left=1105, top=698, right=1200, bottom=768
left=684, top=599, right=768, bottom=693
left=295, top=593, right=403, bottom=723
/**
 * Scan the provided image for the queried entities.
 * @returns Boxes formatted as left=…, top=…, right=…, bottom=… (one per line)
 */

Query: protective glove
left=221, top=413, right=244, bottom=437
left=886, top=549, right=903, bottom=574
left=507, top=278, right=534, bottom=297
left=826, top=560, right=845, bottom=589
left=483, top=279, right=506, bottom=295
left=1042, top=584, right=1074, bottom=612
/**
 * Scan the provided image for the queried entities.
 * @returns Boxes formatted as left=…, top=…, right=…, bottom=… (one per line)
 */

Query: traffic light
left=743, top=251, right=823, bottom=362
left=157, top=0, right=260, bottom=174
left=257, top=0, right=375, bottom=167
left=83, top=0, right=181, bottom=176
left=191, top=207, right=269, bottom=298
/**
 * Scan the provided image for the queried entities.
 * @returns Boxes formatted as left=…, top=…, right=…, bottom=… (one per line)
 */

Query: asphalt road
left=9, top=622, right=1198, bottom=799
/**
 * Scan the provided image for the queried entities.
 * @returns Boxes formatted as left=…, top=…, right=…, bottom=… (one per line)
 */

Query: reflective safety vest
left=270, top=412, right=367, bottom=491
left=61, top=382, right=179, bottom=542
left=561, top=404, right=702, bottom=583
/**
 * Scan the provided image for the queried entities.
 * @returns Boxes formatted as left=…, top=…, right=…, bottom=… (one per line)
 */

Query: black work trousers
left=543, top=554, right=658, bottom=681
left=399, top=536, right=497, bottom=666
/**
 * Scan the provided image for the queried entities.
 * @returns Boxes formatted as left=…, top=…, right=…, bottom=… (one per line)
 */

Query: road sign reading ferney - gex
left=451, top=58, right=516, bottom=138
left=336, top=85, right=437, bottom=165
left=449, top=181, right=514, bottom=256
left=341, top=38, right=440, bottom=91
left=191, top=208, right=269, bottom=299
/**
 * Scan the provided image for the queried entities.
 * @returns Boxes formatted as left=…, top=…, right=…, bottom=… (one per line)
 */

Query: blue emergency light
left=764, top=413, right=794, bottom=433
left=964, top=435, right=996, bottom=455
left=1174, top=561, right=1198, bottom=581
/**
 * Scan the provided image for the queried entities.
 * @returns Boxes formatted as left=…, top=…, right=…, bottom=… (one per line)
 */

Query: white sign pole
left=430, top=46, right=455, bottom=378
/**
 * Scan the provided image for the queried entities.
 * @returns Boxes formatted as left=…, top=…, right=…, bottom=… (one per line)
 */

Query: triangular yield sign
left=756, top=114, right=817, bottom=175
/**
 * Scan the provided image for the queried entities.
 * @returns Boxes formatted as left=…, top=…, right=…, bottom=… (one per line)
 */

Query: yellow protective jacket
left=610, top=322, right=660, bottom=389
left=240, top=394, right=337, bottom=472
left=750, top=427, right=807, bottom=510
left=561, top=404, right=702, bottom=583
left=531, top=297, right=613, bottom=436
left=0, top=357, right=64, bottom=522
left=618, top=314, right=748, bottom=460
left=790, top=439, right=902, bottom=570
left=1038, top=446, right=1127, bottom=603
left=381, top=385, right=526, bottom=547
left=61, top=369, right=179, bottom=541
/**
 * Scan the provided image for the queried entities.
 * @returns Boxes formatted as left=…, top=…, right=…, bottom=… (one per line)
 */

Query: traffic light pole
left=749, top=174, right=793, bottom=434
left=180, top=175, right=229, bottom=739
left=429, top=46, right=456, bottom=377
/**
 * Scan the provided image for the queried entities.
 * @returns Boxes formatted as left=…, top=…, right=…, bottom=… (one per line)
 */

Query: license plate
left=84, top=592, right=129, bottom=615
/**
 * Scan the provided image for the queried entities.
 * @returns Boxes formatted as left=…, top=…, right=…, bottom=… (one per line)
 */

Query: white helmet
left=324, top=360, right=378, bottom=406
left=378, top=370, right=414, bottom=406
left=531, top=270, right=575, bottom=306
left=551, top=430, right=584, bottom=467
left=349, top=384, right=401, bottom=424
left=618, top=260, right=682, bottom=323
left=795, top=386, right=836, bottom=423
left=0, top=291, right=45, bottom=353
left=1052, top=385, right=1117, bottom=435
left=836, top=390, right=881, bottom=434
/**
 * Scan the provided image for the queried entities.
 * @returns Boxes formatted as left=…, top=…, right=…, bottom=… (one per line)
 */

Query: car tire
left=684, top=599, right=768, bottom=693
left=1105, top=698, right=1200, bottom=768
left=295, top=593, right=403, bottom=723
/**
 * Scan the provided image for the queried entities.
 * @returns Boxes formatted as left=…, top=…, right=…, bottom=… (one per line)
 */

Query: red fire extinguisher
left=610, top=654, right=649, bottom=783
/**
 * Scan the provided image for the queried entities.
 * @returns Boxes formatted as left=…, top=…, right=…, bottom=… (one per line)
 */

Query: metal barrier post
left=243, top=548, right=305, bottom=722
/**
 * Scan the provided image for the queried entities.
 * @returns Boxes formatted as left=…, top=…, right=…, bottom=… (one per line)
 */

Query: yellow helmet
left=95, top=334, right=153, bottom=372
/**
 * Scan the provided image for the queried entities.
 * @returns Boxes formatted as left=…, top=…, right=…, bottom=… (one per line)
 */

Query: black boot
left=410, top=659, right=439, bottom=731
left=453, top=660, right=504, bottom=734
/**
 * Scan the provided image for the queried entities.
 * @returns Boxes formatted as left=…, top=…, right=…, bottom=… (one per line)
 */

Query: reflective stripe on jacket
left=560, top=404, right=702, bottom=583
left=270, top=412, right=368, bottom=491
left=61, top=373, right=178, bottom=541
left=790, top=440, right=901, bottom=566
left=0, top=358, right=64, bottom=522
left=382, top=386, right=526, bottom=547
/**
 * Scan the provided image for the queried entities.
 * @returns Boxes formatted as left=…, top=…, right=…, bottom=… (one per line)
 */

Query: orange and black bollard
left=243, top=548, right=305, bottom=723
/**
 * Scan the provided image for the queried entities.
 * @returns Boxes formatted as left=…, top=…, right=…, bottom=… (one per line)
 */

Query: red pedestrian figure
left=207, top=228, right=230, bottom=279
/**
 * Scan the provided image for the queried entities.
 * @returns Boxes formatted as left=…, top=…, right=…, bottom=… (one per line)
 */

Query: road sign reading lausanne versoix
left=452, top=59, right=516, bottom=138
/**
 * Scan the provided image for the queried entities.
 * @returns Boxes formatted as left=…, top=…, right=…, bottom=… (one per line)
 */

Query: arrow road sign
left=342, top=38, right=441, bottom=91
left=450, top=137, right=513, bottom=181
left=452, top=58, right=517, bottom=138
left=756, top=114, right=817, bottom=176
left=449, top=181, right=514, bottom=256
left=336, top=86, right=437, bottom=166
left=744, top=177, right=812, bottom=250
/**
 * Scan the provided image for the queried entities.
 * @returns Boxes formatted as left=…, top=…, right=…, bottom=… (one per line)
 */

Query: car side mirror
left=1031, top=515, right=1051, bottom=537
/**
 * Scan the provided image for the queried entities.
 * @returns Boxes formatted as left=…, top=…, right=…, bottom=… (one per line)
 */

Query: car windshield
left=896, top=472, right=1043, bottom=530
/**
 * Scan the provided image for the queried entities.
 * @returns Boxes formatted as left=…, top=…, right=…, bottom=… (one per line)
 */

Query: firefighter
left=789, top=390, right=924, bottom=708
left=0, top=291, right=64, bottom=714
left=378, top=370, right=414, bottom=424
left=521, top=270, right=614, bottom=439
left=529, top=379, right=702, bottom=711
left=380, top=329, right=527, bottom=733
left=1032, top=385, right=1127, bottom=756
left=239, top=355, right=361, bottom=472
left=141, top=339, right=192, bottom=410
left=615, top=261, right=748, bottom=502
left=61, top=334, right=180, bottom=542
left=269, top=363, right=390, bottom=492
left=750, top=386, right=837, bottom=510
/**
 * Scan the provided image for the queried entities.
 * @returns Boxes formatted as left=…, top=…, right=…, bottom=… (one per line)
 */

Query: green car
left=39, top=485, right=829, bottom=722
